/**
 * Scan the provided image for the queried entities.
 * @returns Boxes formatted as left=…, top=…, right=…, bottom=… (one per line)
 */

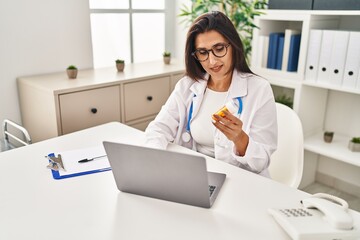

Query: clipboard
left=46, top=146, right=111, bottom=180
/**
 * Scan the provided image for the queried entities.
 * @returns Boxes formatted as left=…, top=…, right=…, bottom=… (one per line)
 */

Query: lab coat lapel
left=189, top=77, right=208, bottom=120
left=228, top=70, right=248, bottom=99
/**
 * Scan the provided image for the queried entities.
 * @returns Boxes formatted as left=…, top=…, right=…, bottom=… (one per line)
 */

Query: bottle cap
left=225, top=99, right=238, bottom=115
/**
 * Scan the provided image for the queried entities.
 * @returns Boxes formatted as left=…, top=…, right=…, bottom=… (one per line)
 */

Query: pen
left=78, top=155, right=107, bottom=163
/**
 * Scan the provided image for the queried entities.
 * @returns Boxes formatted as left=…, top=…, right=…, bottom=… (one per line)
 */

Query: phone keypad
left=280, top=208, right=313, bottom=217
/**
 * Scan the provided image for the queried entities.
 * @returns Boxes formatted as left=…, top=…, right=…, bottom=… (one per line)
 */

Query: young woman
left=145, top=11, right=277, bottom=177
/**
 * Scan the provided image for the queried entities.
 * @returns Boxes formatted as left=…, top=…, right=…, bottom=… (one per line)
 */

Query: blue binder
left=276, top=35, right=285, bottom=70
left=287, top=34, right=301, bottom=72
left=267, top=32, right=285, bottom=69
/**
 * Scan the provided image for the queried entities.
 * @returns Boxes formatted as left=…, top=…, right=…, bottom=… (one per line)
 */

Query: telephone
left=268, top=193, right=360, bottom=240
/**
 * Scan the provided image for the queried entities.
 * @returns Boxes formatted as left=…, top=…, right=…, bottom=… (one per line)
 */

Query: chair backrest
left=1, top=119, right=32, bottom=151
left=269, top=103, right=304, bottom=188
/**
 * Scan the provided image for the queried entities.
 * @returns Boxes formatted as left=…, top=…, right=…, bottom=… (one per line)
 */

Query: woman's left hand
left=212, top=109, right=249, bottom=156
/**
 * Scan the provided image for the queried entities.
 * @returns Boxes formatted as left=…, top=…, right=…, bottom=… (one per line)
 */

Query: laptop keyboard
left=209, top=185, right=216, bottom=197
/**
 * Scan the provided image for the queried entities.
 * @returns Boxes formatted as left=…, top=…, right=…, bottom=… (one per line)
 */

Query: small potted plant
left=163, top=51, right=171, bottom=64
left=115, top=59, right=125, bottom=72
left=66, top=65, right=78, bottom=79
left=323, top=131, right=334, bottom=143
left=348, top=137, right=360, bottom=152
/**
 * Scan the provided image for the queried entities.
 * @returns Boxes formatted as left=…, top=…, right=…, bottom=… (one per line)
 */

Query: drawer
left=124, top=77, right=170, bottom=122
left=59, top=85, right=121, bottom=134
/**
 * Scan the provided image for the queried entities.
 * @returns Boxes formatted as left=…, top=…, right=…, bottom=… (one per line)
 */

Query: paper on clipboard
left=47, top=146, right=111, bottom=179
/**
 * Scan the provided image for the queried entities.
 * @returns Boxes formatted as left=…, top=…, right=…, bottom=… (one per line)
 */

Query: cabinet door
left=124, top=77, right=170, bottom=122
left=59, top=85, right=121, bottom=134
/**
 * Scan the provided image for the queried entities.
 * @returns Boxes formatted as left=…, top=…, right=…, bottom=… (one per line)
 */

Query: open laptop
left=103, top=141, right=226, bottom=208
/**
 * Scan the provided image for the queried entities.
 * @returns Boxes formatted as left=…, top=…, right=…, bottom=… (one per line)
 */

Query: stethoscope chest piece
left=182, top=131, right=191, bottom=143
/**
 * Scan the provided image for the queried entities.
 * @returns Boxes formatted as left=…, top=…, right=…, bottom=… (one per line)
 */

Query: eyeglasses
left=192, top=43, right=231, bottom=62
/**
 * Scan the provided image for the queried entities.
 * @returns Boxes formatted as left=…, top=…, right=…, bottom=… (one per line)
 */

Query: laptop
left=103, top=141, right=226, bottom=208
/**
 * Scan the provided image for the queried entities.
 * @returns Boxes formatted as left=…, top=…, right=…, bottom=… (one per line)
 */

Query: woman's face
left=194, top=30, right=232, bottom=80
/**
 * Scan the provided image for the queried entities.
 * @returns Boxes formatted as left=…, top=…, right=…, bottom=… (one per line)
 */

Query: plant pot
left=116, top=63, right=125, bottom=72
left=163, top=56, right=171, bottom=65
left=348, top=141, right=360, bottom=152
left=66, top=69, right=78, bottom=79
left=323, top=132, right=334, bottom=143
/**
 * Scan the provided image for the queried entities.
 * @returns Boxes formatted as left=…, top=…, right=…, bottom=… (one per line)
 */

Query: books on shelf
left=267, top=32, right=284, bottom=69
left=343, top=31, right=360, bottom=89
left=275, top=35, right=285, bottom=70
left=282, top=29, right=300, bottom=71
left=287, top=34, right=301, bottom=72
left=264, top=31, right=301, bottom=72
left=256, top=35, right=269, bottom=68
left=305, top=29, right=360, bottom=89
left=317, top=30, right=336, bottom=84
left=328, top=31, right=350, bottom=86
left=305, top=30, right=323, bottom=82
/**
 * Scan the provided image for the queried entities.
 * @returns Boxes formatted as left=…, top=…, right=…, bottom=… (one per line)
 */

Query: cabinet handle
left=147, top=96, right=153, bottom=101
left=91, top=108, right=98, bottom=114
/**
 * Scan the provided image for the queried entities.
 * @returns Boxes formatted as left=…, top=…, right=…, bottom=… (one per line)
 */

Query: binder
left=46, top=146, right=111, bottom=180
left=342, top=31, right=360, bottom=89
left=262, top=36, right=269, bottom=68
left=256, top=35, right=265, bottom=67
left=305, top=30, right=323, bottom=82
left=287, top=34, right=301, bottom=72
left=276, top=35, right=285, bottom=70
left=282, top=29, right=300, bottom=71
left=317, top=30, right=336, bottom=84
left=328, top=31, right=350, bottom=86
left=267, top=32, right=285, bottom=69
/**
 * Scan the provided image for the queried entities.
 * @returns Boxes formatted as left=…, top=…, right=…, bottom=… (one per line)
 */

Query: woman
left=145, top=11, right=277, bottom=177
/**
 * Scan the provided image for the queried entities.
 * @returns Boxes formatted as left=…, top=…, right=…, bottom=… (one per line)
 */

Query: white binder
left=305, top=30, right=323, bottom=82
left=257, top=35, right=269, bottom=68
left=282, top=29, right=300, bottom=71
left=260, top=35, right=269, bottom=68
left=342, top=31, right=360, bottom=89
left=328, top=31, right=350, bottom=86
left=317, top=30, right=336, bottom=84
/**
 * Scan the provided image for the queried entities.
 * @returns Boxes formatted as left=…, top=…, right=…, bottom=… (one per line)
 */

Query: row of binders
left=256, top=29, right=301, bottom=72
left=305, top=30, right=360, bottom=90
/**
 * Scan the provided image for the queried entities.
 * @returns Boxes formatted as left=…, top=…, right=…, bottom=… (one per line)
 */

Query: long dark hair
left=185, top=11, right=253, bottom=81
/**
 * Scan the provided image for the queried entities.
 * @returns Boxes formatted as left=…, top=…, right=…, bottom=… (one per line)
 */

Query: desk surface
left=0, top=122, right=358, bottom=240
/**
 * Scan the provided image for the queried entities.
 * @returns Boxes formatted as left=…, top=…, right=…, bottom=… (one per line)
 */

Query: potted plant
left=115, top=59, right=125, bottom=72
left=348, top=137, right=360, bottom=152
left=66, top=65, right=78, bottom=79
left=163, top=51, right=171, bottom=64
left=275, top=94, right=293, bottom=109
left=323, top=131, right=334, bottom=143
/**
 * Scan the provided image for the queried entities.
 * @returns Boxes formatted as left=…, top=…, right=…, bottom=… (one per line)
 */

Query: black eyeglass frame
left=191, top=43, right=231, bottom=62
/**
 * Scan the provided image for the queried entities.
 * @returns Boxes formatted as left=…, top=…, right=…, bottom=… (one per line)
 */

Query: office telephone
left=268, top=193, right=360, bottom=240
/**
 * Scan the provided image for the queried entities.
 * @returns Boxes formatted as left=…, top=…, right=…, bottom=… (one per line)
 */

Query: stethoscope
left=181, top=95, right=243, bottom=143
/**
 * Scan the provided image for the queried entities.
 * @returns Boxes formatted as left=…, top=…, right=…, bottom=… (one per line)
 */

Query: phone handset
left=301, top=193, right=354, bottom=230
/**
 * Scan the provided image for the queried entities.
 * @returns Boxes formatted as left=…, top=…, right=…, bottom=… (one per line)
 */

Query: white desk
left=0, top=122, right=358, bottom=240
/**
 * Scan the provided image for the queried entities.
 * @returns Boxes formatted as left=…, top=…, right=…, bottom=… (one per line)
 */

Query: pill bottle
left=213, top=99, right=238, bottom=119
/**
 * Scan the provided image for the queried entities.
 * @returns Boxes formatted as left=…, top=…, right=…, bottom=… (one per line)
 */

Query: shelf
left=304, top=132, right=360, bottom=167
left=302, top=81, right=360, bottom=95
left=253, top=67, right=302, bottom=88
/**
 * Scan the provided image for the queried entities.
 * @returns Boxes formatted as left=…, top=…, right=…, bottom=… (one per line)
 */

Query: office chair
left=1, top=119, right=32, bottom=151
left=268, top=103, right=304, bottom=188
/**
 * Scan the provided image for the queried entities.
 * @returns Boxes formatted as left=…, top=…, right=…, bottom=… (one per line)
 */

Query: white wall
left=174, top=0, right=191, bottom=64
left=0, top=0, right=93, bottom=126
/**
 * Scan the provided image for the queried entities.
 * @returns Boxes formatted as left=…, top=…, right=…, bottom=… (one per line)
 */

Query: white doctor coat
left=145, top=70, right=277, bottom=177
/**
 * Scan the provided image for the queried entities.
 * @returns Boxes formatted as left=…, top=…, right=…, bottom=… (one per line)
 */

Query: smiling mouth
left=211, top=65, right=222, bottom=72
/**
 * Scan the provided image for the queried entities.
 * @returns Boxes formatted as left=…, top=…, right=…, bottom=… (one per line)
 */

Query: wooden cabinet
left=251, top=10, right=360, bottom=190
left=59, top=85, right=121, bottom=134
left=17, top=60, right=184, bottom=142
